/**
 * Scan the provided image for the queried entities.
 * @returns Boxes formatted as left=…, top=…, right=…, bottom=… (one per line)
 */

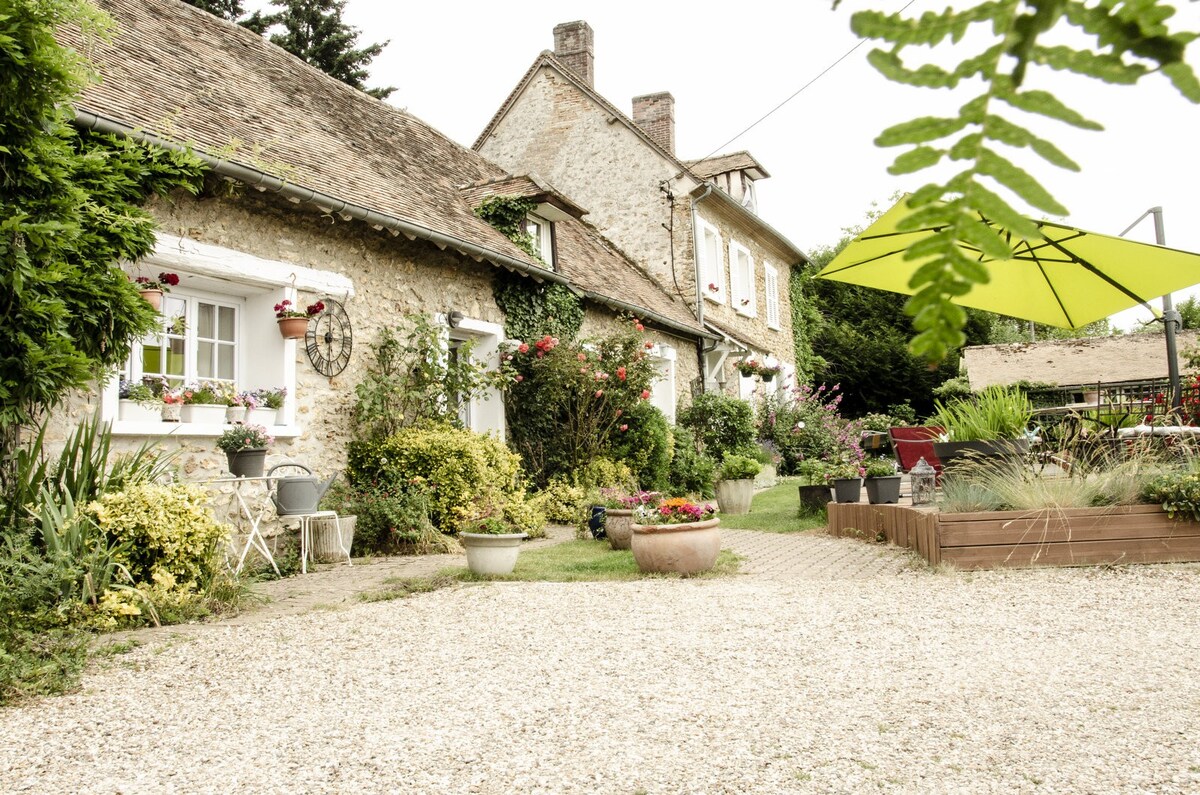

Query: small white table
left=209, top=475, right=284, bottom=576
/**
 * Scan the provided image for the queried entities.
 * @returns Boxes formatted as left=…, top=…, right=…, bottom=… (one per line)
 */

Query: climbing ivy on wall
left=474, top=195, right=541, bottom=262
left=493, top=272, right=584, bottom=344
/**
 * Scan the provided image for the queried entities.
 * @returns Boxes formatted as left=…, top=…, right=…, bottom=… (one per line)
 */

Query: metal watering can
left=267, top=463, right=338, bottom=516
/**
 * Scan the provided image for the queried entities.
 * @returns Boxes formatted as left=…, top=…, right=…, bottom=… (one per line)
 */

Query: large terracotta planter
left=605, top=508, right=633, bottom=550
left=461, top=532, right=527, bottom=575
left=715, top=478, right=754, bottom=514
left=630, top=517, right=720, bottom=574
left=277, top=316, right=309, bottom=340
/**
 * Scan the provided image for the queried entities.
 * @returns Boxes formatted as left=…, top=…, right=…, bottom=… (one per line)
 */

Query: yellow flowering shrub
left=89, top=483, right=228, bottom=588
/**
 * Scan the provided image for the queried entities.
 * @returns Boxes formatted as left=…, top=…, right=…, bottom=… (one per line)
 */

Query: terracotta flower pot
left=605, top=508, right=634, bottom=550
left=139, top=289, right=163, bottom=311
left=277, top=316, right=309, bottom=340
left=630, top=517, right=720, bottom=574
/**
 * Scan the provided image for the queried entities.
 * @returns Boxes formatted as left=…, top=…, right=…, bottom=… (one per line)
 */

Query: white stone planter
left=118, top=399, right=161, bottom=423
left=461, top=532, right=527, bottom=576
left=181, top=403, right=227, bottom=424
left=226, top=405, right=247, bottom=424
left=715, top=478, right=754, bottom=514
left=246, top=406, right=280, bottom=426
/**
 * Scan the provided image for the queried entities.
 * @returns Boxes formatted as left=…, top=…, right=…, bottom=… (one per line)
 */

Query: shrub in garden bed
left=667, top=425, right=716, bottom=498
left=758, top=383, right=864, bottom=476
left=677, top=392, right=758, bottom=462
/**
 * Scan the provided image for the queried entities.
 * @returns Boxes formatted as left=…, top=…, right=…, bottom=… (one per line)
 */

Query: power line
left=691, top=0, right=917, bottom=166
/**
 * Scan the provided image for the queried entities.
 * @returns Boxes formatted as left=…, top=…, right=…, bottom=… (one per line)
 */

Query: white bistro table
left=207, top=475, right=285, bottom=576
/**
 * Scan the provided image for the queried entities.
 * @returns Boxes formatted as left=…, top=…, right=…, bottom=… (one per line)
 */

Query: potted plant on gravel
left=275, top=298, right=324, bottom=340
left=864, top=456, right=902, bottom=504
left=714, top=453, right=762, bottom=515
left=217, top=424, right=273, bottom=478
left=459, top=516, right=528, bottom=576
left=630, top=497, right=720, bottom=574
left=929, top=385, right=1034, bottom=470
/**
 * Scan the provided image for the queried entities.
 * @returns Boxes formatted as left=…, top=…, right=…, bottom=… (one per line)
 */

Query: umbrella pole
left=1122, top=207, right=1183, bottom=412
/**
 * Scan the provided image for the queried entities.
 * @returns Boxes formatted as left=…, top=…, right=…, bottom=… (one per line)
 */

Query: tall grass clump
left=929, top=385, right=1033, bottom=442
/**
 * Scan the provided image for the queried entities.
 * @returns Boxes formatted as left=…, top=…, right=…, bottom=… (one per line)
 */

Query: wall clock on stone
left=304, top=299, right=352, bottom=377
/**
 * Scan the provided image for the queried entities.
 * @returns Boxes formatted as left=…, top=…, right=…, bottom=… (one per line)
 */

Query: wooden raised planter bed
left=827, top=502, right=1200, bottom=570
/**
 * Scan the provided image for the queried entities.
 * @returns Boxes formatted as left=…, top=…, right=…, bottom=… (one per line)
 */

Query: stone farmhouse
left=54, top=0, right=716, bottom=477
left=475, top=21, right=811, bottom=400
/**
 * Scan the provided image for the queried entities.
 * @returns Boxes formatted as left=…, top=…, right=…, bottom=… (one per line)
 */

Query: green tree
left=846, top=1, right=1200, bottom=361
left=0, top=0, right=206, bottom=468
left=245, top=0, right=396, bottom=99
left=180, top=0, right=246, bottom=20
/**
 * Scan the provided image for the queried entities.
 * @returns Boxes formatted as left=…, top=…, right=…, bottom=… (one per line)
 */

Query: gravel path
left=3, top=541, right=1200, bottom=793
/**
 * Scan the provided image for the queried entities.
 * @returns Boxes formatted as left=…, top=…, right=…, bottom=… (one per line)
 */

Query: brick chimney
left=632, top=92, right=675, bottom=156
left=553, top=21, right=594, bottom=88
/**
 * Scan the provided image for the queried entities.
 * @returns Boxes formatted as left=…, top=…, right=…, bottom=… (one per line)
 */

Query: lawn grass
left=452, top=540, right=741, bottom=583
left=716, top=478, right=827, bottom=533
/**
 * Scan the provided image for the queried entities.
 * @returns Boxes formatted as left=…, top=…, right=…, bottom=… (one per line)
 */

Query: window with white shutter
left=730, top=241, right=756, bottom=317
left=697, top=219, right=725, bottom=304
left=765, top=263, right=781, bottom=330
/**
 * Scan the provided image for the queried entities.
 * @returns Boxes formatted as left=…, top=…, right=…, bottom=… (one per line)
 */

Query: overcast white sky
left=262, top=0, right=1200, bottom=331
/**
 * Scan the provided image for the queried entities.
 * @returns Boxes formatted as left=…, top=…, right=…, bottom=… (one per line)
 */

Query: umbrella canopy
left=817, top=198, right=1200, bottom=329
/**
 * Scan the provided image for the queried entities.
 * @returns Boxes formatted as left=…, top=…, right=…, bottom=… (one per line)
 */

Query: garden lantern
left=910, top=457, right=937, bottom=506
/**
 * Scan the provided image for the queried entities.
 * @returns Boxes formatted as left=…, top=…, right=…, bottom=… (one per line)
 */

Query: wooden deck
left=826, top=502, right=1200, bottom=570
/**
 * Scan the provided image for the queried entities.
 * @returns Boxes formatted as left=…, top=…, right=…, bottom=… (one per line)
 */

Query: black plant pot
left=865, top=475, right=902, bottom=505
left=588, top=506, right=607, bottom=540
left=932, top=438, right=1029, bottom=470
left=226, top=447, right=267, bottom=478
left=798, top=484, right=832, bottom=514
left=831, top=478, right=862, bottom=503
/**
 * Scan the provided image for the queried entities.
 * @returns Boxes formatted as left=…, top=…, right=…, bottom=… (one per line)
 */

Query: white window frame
left=764, top=263, right=781, bottom=330
left=729, top=241, right=756, bottom=318
left=697, top=219, right=726, bottom=304
left=525, top=213, right=554, bottom=266
left=129, top=289, right=242, bottom=388
left=647, top=343, right=677, bottom=423
left=443, top=315, right=507, bottom=439
left=102, top=234, right=354, bottom=438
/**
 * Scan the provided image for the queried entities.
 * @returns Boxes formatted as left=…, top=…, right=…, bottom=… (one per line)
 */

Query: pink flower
left=635, top=322, right=644, bottom=331
left=578, top=353, right=587, bottom=362
left=580, top=367, right=589, bottom=374
left=515, top=375, right=524, bottom=382
left=640, top=389, right=650, bottom=400
left=595, top=390, right=604, bottom=398
left=620, top=424, right=629, bottom=432
left=615, top=409, right=623, bottom=417
left=518, top=343, right=529, bottom=354
left=616, top=366, right=627, bottom=381
left=645, top=342, right=654, bottom=349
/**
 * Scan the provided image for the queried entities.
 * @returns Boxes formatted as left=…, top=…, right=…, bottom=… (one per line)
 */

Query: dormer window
left=524, top=213, right=554, bottom=265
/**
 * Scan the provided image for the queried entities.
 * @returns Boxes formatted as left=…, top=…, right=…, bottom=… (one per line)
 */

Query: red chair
left=888, top=426, right=944, bottom=476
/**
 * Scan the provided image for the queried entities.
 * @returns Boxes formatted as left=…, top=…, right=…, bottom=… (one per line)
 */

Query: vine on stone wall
left=493, top=272, right=584, bottom=343
left=474, top=195, right=541, bottom=262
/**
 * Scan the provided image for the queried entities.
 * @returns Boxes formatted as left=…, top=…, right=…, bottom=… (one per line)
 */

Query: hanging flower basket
left=277, top=316, right=309, bottom=340
left=139, top=289, right=164, bottom=311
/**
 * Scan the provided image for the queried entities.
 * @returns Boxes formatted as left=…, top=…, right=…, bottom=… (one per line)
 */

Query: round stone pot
left=461, top=532, right=528, bottom=576
left=714, top=478, right=754, bottom=515
left=226, top=447, right=267, bottom=478
left=798, top=484, right=832, bottom=514
left=831, top=477, right=863, bottom=503
left=865, top=475, right=902, bottom=505
left=605, top=509, right=634, bottom=550
left=630, top=518, right=720, bottom=575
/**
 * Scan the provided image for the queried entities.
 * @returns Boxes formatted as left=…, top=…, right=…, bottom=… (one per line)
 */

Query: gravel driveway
left=2, top=548, right=1199, bottom=793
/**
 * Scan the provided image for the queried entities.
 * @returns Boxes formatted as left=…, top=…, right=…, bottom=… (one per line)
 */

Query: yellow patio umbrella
left=816, top=197, right=1200, bottom=330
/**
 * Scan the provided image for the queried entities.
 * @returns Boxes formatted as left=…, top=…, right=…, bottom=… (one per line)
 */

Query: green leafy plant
left=795, top=459, right=829, bottom=486
left=757, top=383, right=864, bottom=476
left=825, top=461, right=863, bottom=481
left=608, top=402, right=673, bottom=492
left=667, top=425, right=716, bottom=498
left=849, top=1, right=1200, bottom=361
left=493, top=271, right=585, bottom=345
left=929, top=385, right=1033, bottom=442
left=718, top=453, right=762, bottom=482
left=119, top=381, right=157, bottom=406
left=322, top=479, right=449, bottom=554
left=216, top=424, right=273, bottom=453
left=677, top=392, right=758, bottom=462
left=255, top=387, right=287, bottom=410
left=181, top=381, right=230, bottom=405
left=474, top=195, right=542, bottom=261
left=864, top=456, right=898, bottom=478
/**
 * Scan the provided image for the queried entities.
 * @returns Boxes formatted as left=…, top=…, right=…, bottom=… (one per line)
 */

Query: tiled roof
left=685, top=151, right=770, bottom=180
left=458, top=175, right=588, bottom=220
left=59, top=0, right=703, bottom=335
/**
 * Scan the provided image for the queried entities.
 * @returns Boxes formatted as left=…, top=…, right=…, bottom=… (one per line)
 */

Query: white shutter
left=765, top=264, right=780, bottom=329
left=700, top=222, right=725, bottom=303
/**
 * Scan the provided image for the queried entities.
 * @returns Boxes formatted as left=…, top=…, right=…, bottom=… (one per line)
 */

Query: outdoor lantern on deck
left=910, top=457, right=937, bottom=506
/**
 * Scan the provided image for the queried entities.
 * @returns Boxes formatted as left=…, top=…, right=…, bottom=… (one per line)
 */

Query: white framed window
left=103, top=234, right=354, bottom=437
left=445, top=315, right=507, bottom=439
left=131, top=290, right=241, bottom=388
left=764, top=263, right=781, bottom=330
left=697, top=219, right=725, bottom=304
left=524, top=214, right=554, bottom=266
left=647, top=343, right=677, bottom=423
left=729, top=241, right=756, bottom=317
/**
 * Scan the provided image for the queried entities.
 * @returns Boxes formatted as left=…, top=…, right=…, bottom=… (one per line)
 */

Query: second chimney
left=632, top=92, right=675, bottom=156
left=553, top=21, right=594, bottom=88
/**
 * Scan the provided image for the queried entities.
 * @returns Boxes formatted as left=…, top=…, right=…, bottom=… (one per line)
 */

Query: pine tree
left=244, top=0, right=395, bottom=100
